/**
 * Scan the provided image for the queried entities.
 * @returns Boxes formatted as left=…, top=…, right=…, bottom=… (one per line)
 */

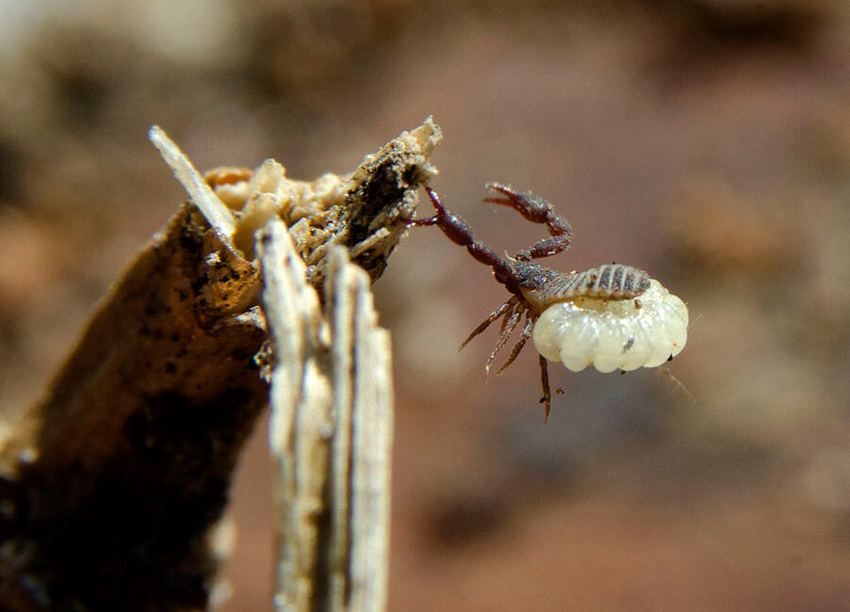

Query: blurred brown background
left=1, top=1, right=849, bottom=610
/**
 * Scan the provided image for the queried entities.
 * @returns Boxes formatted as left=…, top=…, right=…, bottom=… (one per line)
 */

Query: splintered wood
left=258, top=221, right=392, bottom=612
left=0, top=119, right=441, bottom=611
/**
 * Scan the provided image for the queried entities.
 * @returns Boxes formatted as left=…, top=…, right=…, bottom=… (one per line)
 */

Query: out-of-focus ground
left=1, top=1, right=849, bottom=610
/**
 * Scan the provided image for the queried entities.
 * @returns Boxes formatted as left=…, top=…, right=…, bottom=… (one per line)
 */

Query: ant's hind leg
left=483, top=183, right=573, bottom=261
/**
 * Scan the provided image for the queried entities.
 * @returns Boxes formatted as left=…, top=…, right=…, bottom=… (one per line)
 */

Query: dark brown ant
left=410, top=183, right=650, bottom=420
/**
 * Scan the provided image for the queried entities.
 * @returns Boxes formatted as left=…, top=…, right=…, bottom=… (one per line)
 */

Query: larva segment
left=532, top=279, right=688, bottom=373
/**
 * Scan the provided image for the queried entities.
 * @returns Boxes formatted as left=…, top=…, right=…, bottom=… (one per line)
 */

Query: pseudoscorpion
left=411, top=183, right=688, bottom=421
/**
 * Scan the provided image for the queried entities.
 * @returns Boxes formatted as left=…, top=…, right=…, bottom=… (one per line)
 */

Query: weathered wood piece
left=0, top=204, right=268, bottom=611
left=258, top=219, right=392, bottom=612
left=0, top=119, right=439, bottom=611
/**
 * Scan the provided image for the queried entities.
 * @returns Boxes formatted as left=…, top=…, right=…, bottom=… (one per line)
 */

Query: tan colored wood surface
left=0, top=119, right=440, bottom=611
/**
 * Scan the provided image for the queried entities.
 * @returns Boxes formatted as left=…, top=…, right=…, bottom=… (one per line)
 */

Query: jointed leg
left=484, top=305, right=522, bottom=378
left=483, top=183, right=572, bottom=261
left=499, top=301, right=517, bottom=333
left=459, top=296, right=518, bottom=351
left=538, top=355, right=552, bottom=423
left=496, top=315, right=534, bottom=375
left=411, top=187, right=514, bottom=280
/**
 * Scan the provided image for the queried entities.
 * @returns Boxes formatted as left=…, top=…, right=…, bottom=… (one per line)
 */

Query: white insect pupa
left=532, top=279, right=688, bottom=373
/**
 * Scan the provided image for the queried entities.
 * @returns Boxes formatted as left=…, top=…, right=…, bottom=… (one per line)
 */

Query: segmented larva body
left=532, top=278, right=688, bottom=373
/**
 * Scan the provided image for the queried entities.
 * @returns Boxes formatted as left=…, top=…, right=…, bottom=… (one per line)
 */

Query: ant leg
left=484, top=304, right=522, bottom=378
left=411, top=187, right=514, bottom=280
left=459, top=296, right=518, bottom=351
left=496, top=315, right=534, bottom=375
left=538, top=355, right=552, bottom=423
left=483, top=183, right=572, bottom=262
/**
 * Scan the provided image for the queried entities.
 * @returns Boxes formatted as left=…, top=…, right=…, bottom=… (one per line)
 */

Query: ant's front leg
left=483, top=183, right=572, bottom=262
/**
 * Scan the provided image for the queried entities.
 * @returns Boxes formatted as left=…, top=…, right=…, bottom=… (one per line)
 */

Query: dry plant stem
left=258, top=219, right=393, bottom=612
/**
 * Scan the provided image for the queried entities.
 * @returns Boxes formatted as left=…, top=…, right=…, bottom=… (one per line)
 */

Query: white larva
left=532, top=279, right=688, bottom=373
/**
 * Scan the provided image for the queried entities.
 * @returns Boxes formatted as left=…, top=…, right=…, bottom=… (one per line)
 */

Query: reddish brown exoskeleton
left=410, top=184, right=662, bottom=421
